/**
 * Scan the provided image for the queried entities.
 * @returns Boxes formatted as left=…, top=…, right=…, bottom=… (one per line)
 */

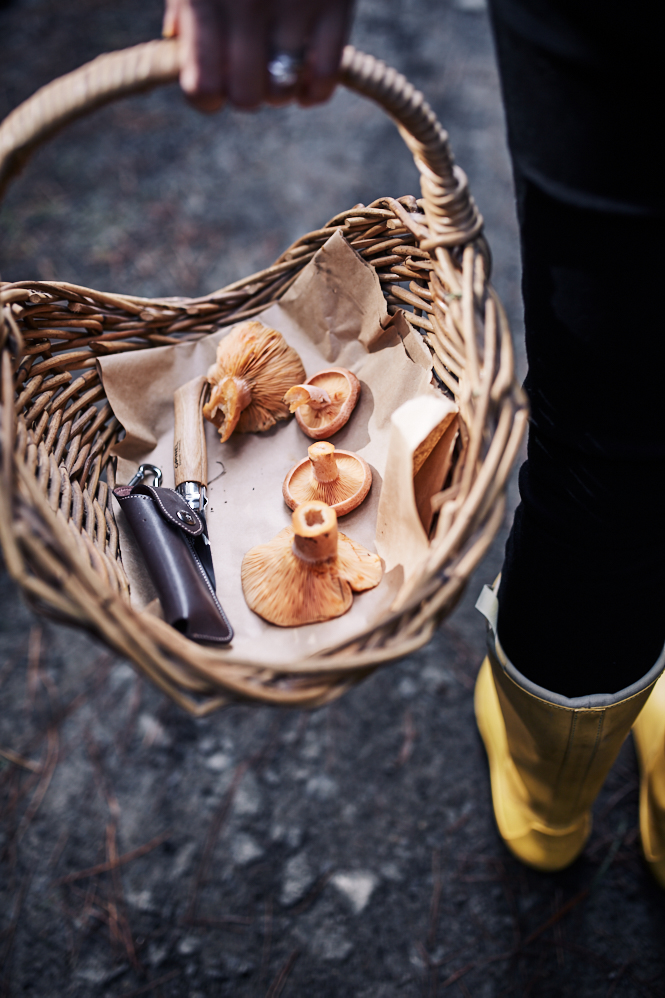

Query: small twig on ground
left=16, top=726, right=59, bottom=841
left=427, top=848, right=442, bottom=950
left=106, top=821, right=141, bottom=971
left=0, top=747, right=40, bottom=772
left=522, top=948, right=548, bottom=997
left=495, top=858, right=521, bottom=951
left=290, top=872, right=333, bottom=916
left=47, top=828, right=70, bottom=871
left=537, top=939, right=655, bottom=998
left=52, top=830, right=171, bottom=885
left=446, top=813, right=470, bottom=837
left=437, top=883, right=594, bottom=992
left=590, top=819, right=628, bottom=891
left=117, top=675, right=143, bottom=755
left=184, top=915, right=253, bottom=929
left=186, top=727, right=278, bottom=921
left=0, top=869, right=33, bottom=997
left=455, top=875, right=502, bottom=884
left=2, top=756, right=39, bottom=826
left=521, top=889, right=589, bottom=948
left=450, top=665, right=475, bottom=691
left=438, top=855, right=657, bottom=997
left=0, top=649, right=21, bottom=689
left=440, top=961, right=477, bottom=990
left=606, top=952, right=635, bottom=998
left=325, top=702, right=338, bottom=772
left=457, top=981, right=473, bottom=998
left=259, top=897, right=273, bottom=985
left=441, top=624, right=477, bottom=690
left=24, top=625, right=42, bottom=714
left=415, top=940, right=439, bottom=998
left=598, top=781, right=638, bottom=820
left=397, top=708, right=416, bottom=766
left=118, top=969, right=180, bottom=998
left=553, top=888, right=565, bottom=968
left=50, top=894, right=77, bottom=961
left=84, top=730, right=120, bottom=821
left=467, top=908, right=495, bottom=944
left=265, top=948, right=300, bottom=998
left=625, top=824, right=640, bottom=847
left=36, top=654, right=114, bottom=744
left=185, top=759, right=249, bottom=921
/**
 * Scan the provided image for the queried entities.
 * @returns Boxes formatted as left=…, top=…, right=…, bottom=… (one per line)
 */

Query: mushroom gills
left=203, top=320, right=305, bottom=443
left=241, top=500, right=382, bottom=626
left=283, top=441, right=372, bottom=516
left=284, top=368, right=361, bottom=439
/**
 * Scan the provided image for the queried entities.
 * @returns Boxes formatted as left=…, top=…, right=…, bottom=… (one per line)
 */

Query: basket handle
left=0, top=40, right=481, bottom=249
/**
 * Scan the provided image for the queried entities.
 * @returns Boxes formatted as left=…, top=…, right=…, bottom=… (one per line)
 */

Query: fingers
left=298, top=0, right=353, bottom=106
left=162, top=0, right=179, bottom=40
left=176, top=0, right=227, bottom=112
left=264, top=0, right=313, bottom=106
left=168, top=0, right=354, bottom=112
left=171, top=0, right=270, bottom=111
left=227, top=1, right=270, bottom=109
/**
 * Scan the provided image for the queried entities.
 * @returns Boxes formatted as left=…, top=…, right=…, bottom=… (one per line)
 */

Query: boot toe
left=503, top=816, right=591, bottom=873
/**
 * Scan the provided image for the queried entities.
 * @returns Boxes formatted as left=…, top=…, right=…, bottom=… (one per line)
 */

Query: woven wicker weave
left=0, top=40, right=527, bottom=714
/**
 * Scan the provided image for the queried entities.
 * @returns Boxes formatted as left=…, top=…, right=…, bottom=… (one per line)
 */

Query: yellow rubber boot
left=632, top=670, right=665, bottom=887
left=475, top=580, right=664, bottom=872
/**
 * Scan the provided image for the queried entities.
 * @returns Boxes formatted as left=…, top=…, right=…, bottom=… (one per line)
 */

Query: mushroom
left=203, top=320, right=305, bottom=443
left=241, top=500, right=382, bottom=626
left=282, top=441, right=372, bottom=516
left=283, top=367, right=361, bottom=439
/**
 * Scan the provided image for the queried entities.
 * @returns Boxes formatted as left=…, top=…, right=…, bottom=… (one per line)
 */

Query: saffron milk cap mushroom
left=241, top=500, right=383, bottom=627
left=282, top=442, right=372, bottom=516
left=283, top=367, right=361, bottom=439
left=203, top=321, right=305, bottom=443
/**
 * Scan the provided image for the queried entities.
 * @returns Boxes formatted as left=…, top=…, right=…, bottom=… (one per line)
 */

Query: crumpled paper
left=98, top=229, right=453, bottom=665
left=375, top=394, right=458, bottom=595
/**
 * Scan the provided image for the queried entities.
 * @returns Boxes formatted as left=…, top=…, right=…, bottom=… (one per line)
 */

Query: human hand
left=163, top=0, right=355, bottom=112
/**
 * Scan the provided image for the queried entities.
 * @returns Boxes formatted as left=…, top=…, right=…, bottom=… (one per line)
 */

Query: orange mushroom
left=283, top=367, right=360, bottom=439
left=282, top=442, right=372, bottom=516
left=203, top=321, right=305, bottom=443
left=241, top=500, right=382, bottom=626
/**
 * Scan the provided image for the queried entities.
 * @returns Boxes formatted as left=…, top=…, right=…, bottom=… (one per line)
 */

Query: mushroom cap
left=286, top=368, right=361, bottom=439
left=282, top=442, right=372, bottom=516
left=203, top=321, right=305, bottom=442
left=241, top=500, right=382, bottom=627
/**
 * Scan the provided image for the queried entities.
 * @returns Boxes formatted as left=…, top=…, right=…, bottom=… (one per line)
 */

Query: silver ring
left=268, top=52, right=304, bottom=89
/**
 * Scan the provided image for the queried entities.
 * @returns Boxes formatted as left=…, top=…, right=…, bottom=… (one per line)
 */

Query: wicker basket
left=0, top=40, right=527, bottom=714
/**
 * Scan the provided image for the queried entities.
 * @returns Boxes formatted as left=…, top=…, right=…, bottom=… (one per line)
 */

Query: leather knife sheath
left=113, top=484, right=233, bottom=645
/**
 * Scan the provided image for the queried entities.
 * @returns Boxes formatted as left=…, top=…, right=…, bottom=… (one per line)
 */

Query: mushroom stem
left=292, top=501, right=338, bottom=563
left=308, top=442, right=339, bottom=484
left=204, top=375, right=252, bottom=442
left=229, top=376, right=252, bottom=412
left=284, top=384, right=332, bottom=412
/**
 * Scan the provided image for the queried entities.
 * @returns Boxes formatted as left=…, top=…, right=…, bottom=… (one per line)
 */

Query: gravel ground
left=2, top=1, right=665, bottom=996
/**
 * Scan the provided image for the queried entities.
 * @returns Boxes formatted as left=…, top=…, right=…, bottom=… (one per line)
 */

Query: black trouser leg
left=487, top=0, right=665, bottom=697
left=498, top=180, right=665, bottom=696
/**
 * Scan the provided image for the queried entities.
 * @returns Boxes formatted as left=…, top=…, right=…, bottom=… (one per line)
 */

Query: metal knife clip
left=127, top=463, right=163, bottom=488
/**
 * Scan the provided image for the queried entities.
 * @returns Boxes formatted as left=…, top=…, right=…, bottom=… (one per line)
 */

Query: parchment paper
left=98, top=230, right=444, bottom=665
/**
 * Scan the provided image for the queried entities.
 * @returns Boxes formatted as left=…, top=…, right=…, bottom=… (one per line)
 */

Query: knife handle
left=174, top=375, right=209, bottom=488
